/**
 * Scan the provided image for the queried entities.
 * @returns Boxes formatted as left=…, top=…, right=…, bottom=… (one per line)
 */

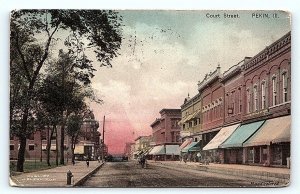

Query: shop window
left=272, top=145, right=282, bottom=165
left=262, top=146, right=268, bottom=161
left=247, top=147, right=254, bottom=163
left=29, top=145, right=35, bottom=151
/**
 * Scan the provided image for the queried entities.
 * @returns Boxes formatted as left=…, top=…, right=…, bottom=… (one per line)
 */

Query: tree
left=66, top=114, right=84, bottom=164
left=10, top=10, right=122, bottom=172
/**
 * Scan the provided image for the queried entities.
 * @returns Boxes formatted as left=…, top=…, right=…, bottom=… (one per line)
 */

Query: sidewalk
left=10, top=161, right=104, bottom=187
left=148, top=160, right=290, bottom=183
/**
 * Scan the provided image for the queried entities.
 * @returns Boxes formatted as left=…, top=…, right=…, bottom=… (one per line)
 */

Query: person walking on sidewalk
left=86, top=158, right=90, bottom=167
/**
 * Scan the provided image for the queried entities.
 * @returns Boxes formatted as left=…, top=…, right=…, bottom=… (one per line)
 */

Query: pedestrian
left=86, top=158, right=89, bottom=167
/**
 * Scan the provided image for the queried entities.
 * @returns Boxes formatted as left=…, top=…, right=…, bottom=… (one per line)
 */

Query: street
left=83, top=161, right=257, bottom=187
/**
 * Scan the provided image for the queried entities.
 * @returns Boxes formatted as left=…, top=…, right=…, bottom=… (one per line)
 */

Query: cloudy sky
left=88, top=10, right=290, bottom=154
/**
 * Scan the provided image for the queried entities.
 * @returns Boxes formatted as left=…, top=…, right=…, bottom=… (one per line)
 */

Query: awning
left=191, top=109, right=201, bottom=120
left=74, top=145, right=84, bottom=154
left=181, top=141, right=199, bottom=153
left=165, top=145, right=180, bottom=155
left=219, top=120, right=265, bottom=148
left=243, top=116, right=290, bottom=147
left=179, top=138, right=193, bottom=150
left=203, top=124, right=240, bottom=150
left=149, top=145, right=165, bottom=155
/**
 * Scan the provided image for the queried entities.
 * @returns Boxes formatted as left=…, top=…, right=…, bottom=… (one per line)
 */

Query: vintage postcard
left=9, top=10, right=291, bottom=187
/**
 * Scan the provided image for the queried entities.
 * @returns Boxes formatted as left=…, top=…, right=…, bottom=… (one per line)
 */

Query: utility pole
left=102, top=115, right=105, bottom=162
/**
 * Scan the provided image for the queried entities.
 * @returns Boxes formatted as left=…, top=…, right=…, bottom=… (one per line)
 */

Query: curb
left=73, top=162, right=105, bottom=187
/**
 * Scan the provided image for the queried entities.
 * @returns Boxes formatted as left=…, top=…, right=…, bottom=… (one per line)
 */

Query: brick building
left=149, top=109, right=181, bottom=160
left=10, top=111, right=101, bottom=162
left=151, top=109, right=181, bottom=144
left=198, top=65, right=224, bottom=149
left=239, top=31, right=291, bottom=166
left=181, top=31, right=291, bottom=167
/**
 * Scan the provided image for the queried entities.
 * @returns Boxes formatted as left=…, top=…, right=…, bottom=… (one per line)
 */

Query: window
left=29, top=145, right=35, bottom=151
left=261, top=81, right=266, bottom=109
left=247, top=89, right=251, bottom=113
left=272, top=76, right=277, bottom=106
left=189, top=122, right=192, bottom=128
left=238, top=89, right=242, bottom=113
left=253, top=85, right=258, bottom=111
left=183, top=124, right=185, bottom=130
left=10, top=145, right=14, bottom=151
left=282, top=72, right=288, bottom=103
left=231, top=91, right=235, bottom=114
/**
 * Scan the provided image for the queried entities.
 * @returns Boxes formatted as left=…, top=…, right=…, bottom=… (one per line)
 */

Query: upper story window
left=189, top=122, right=192, bottom=128
left=272, top=76, right=277, bottom=106
left=261, top=81, right=266, bottom=109
left=282, top=72, right=288, bottom=103
left=171, top=119, right=179, bottom=128
left=247, top=88, right=251, bottom=113
left=253, top=85, right=258, bottom=111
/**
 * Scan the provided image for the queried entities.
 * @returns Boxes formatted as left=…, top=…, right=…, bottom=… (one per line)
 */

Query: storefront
left=203, top=123, right=240, bottom=163
left=219, top=120, right=265, bottom=164
left=149, top=144, right=180, bottom=161
left=181, top=141, right=201, bottom=162
left=243, top=115, right=290, bottom=166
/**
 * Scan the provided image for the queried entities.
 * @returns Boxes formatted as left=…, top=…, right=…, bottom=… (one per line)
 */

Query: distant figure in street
left=86, top=158, right=90, bottom=167
left=72, top=160, right=75, bottom=165
left=140, top=155, right=146, bottom=168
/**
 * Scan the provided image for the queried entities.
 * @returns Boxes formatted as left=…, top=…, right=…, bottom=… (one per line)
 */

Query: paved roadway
left=83, top=161, right=258, bottom=187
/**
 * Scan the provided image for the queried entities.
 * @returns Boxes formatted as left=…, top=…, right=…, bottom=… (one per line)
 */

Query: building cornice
left=242, top=31, right=291, bottom=72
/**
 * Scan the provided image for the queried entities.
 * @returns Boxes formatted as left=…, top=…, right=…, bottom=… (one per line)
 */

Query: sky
left=88, top=10, right=291, bottom=154
left=1, top=1, right=300, bottom=194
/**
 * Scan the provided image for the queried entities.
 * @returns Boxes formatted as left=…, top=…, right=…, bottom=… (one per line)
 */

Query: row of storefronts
left=177, top=32, right=291, bottom=168
left=139, top=31, right=291, bottom=168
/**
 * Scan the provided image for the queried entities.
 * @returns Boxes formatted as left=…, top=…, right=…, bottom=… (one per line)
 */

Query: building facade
left=180, top=31, right=291, bottom=167
left=151, top=109, right=181, bottom=145
left=179, top=93, right=202, bottom=142
left=10, top=111, right=101, bottom=162
left=149, top=109, right=181, bottom=160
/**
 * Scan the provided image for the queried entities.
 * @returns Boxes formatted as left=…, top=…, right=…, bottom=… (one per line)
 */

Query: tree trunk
left=55, top=127, right=59, bottom=166
left=60, top=119, right=65, bottom=165
left=46, top=126, right=54, bottom=166
left=17, top=136, right=26, bottom=172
